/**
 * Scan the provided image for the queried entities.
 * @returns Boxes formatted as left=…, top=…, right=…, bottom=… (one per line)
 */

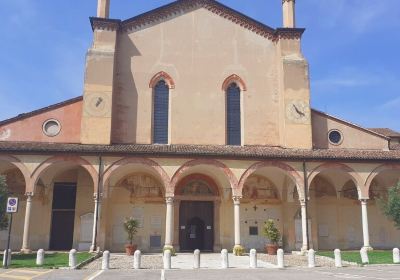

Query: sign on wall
left=6, top=197, right=18, bottom=213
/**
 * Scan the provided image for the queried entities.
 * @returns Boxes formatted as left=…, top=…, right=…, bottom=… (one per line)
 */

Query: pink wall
left=0, top=100, right=82, bottom=143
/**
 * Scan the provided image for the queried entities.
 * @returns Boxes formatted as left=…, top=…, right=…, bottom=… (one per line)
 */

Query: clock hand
left=293, top=104, right=305, bottom=116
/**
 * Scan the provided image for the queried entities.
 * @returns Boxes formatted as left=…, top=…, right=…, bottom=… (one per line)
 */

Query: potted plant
left=262, top=219, right=281, bottom=255
left=123, top=217, right=140, bottom=255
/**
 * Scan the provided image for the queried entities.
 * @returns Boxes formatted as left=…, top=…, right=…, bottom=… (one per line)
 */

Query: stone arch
left=103, top=157, right=170, bottom=196
left=365, top=163, right=400, bottom=194
left=170, top=159, right=238, bottom=197
left=308, top=162, right=363, bottom=197
left=175, top=173, right=220, bottom=197
left=149, top=71, right=175, bottom=89
left=222, top=74, right=247, bottom=92
left=0, top=155, right=30, bottom=193
left=30, top=156, right=98, bottom=194
left=238, top=161, right=304, bottom=199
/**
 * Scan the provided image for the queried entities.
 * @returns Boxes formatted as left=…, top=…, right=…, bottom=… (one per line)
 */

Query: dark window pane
left=153, top=80, right=169, bottom=144
left=52, top=183, right=77, bottom=210
left=249, top=226, right=258, bottom=236
left=227, top=83, right=241, bottom=145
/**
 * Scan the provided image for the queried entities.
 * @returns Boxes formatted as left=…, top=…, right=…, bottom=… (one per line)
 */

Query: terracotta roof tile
left=369, top=128, right=400, bottom=138
left=0, top=142, right=399, bottom=162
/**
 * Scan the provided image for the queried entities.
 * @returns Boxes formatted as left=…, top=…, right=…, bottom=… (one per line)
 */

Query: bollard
left=360, top=248, right=369, bottom=264
left=249, top=249, right=257, bottom=268
left=69, top=249, right=77, bottom=268
left=134, top=250, right=141, bottom=269
left=334, top=249, right=342, bottom=268
left=102, top=251, right=110, bottom=270
left=193, top=249, right=200, bottom=269
left=393, top=248, right=400, bottom=264
left=308, top=249, right=315, bottom=268
left=3, top=249, right=11, bottom=267
left=221, top=249, right=229, bottom=269
left=277, top=249, right=284, bottom=269
left=163, top=250, right=171, bottom=269
left=36, top=249, right=45, bottom=266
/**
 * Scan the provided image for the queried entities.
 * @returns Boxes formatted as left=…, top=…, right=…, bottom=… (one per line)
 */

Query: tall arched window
left=226, top=83, right=241, bottom=145
left=153, top=80, right=169, bottom=144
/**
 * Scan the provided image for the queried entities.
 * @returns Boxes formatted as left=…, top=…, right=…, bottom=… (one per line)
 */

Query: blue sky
left=0, top=0, right=399, bottom=130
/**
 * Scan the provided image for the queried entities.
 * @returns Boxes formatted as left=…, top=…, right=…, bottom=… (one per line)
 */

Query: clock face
left=286, top=100, right=310, bottom=124
left=84, top=93, right=111, bottom=117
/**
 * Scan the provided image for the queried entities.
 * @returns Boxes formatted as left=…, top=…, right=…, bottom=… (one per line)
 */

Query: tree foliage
left=262, top=219, right=281, bottom=244
left=379, top=181, right=400, bottom=229
left=0, top=175, right=9, bottom=230
left=123, top=217, right=140, bottom=245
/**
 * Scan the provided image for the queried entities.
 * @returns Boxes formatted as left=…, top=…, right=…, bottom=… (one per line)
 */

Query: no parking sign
left=6, top=197, right=18, bottom=213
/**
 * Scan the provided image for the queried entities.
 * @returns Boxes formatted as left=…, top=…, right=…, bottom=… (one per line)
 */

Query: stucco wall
left=112, top=8, right=281, bottom=146
left=312, top=110, right=389, bottom=150
left=0, top=100, right=82, bottom=143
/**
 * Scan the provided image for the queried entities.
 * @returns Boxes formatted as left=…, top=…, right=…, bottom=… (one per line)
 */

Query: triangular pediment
left=90, top=0, right=304, bottom=41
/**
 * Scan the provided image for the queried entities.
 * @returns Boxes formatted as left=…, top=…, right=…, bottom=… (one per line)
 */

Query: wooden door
left=179, top=201, right=214, bottom=251
left=49, top=183, right=77, bottom=250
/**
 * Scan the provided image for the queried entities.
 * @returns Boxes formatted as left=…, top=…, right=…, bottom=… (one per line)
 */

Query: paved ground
left=1, top=266, right=400, bottom=280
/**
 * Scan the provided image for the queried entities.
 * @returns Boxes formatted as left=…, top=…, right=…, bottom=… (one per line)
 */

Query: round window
left=42, top=119, right=61, bottom=137
left=328, top=130, right=343, bottom=145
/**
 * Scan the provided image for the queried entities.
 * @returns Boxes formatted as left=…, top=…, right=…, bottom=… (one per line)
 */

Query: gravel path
left=258, top=253, right=356, bottom=268
left=83, top=253, right=163, bottom=270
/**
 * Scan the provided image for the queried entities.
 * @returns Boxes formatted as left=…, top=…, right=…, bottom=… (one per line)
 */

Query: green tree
left=379, top=181, right=400, bottom=229
left=0, top=175, right=9, bottom=230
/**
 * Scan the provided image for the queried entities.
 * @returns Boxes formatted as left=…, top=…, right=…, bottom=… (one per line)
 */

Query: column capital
left=93, top=192, right=103, bottom=201
left=165, top=196, right=174, bottom=204
left=232, top=196, right=242, bottom=204
left=360, top=199, right=369, bottom=204
left=25, top=192, right=34, bottom=198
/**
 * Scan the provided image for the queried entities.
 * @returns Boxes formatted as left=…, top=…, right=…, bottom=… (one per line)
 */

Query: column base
left=89, top=245, right=100, bottom=253
left=362, top=246, right=373, bottom=251
left=20, top=248, right=32, bottom=254
left=300, top=246, right=308, bottom=255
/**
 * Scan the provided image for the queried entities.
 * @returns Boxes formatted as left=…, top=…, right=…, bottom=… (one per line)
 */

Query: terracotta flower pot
left=125, top=244, right=138, bottom=256
left=265, top=244, right=278, bottom=255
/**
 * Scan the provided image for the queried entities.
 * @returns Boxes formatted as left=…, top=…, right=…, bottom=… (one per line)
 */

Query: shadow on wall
left=311, top=111, right=329, bottom=149
left=112, top=36, right=142, bottom=144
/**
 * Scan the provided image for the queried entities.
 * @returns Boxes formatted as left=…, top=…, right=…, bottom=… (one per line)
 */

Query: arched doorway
left=175, top=174, right=219, bottom=252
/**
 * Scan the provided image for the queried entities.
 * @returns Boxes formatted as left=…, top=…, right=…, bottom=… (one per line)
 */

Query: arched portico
left=101, top=157, right=170, bottom=252
left=365, top=165, right=400, bottom=249
left=238, top=161, right=305, bottom=252
left=308, top=163, right=367, bottom=250
left=21, top=156, right=98, bottom=253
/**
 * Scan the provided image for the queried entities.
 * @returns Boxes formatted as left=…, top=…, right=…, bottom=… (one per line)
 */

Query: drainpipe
left=302, top=161, right=310, bottom=250
left=92, top=156, right=103, bottom=252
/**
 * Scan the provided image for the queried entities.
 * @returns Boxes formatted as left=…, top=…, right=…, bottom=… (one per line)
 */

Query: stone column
left=21, top=193, right=33, bottom=253
left=164, top=197, right=174, bottom=249
left=300, top=200, right=308, bottom=252
left=90, top=193, right=102, bottom=252
left=233, top=196, right=241, bottom=247
left=360, top=199, right=372, bottom=250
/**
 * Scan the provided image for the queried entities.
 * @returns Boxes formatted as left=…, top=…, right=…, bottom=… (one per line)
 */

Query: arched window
left=226, top=83, right=241, bottom=145
left=153, top=80, right=169, bottom=144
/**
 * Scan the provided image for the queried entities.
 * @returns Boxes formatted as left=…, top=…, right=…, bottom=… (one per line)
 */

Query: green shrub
left=262, top=219, right=281, bottom=245
left=123, top=217, right=140, bottom=245
left=233, top=245, right=245, bottom=256
left=379, top=181, right=400, bottom=229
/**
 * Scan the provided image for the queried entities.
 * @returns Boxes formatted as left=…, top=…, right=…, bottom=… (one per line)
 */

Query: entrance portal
left=49, top=183, right=77, bottom=250
left=179, top=201, right=214, bottom=251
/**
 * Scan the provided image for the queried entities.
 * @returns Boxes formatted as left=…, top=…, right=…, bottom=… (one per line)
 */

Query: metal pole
left=93, top=156, right=103, bottom=252
left=5, top=213, right=13, bottom=268
left=303, top=161, right=310, bottom=250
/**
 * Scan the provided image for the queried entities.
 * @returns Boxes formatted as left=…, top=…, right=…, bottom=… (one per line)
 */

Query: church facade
left=0, top=0, right=399, bottom=254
